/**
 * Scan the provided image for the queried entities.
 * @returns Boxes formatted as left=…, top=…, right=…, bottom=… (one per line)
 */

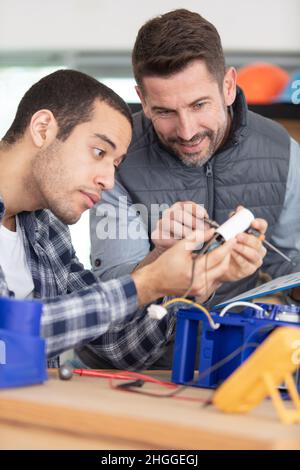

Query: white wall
left=0, top=0, right=299, bottom=52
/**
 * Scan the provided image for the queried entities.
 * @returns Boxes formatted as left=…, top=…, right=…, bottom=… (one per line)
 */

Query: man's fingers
left=168, top=202, right=208, bottom=230
left=168, top=219, right=195, bottom=239
left=195, top=239, right=235, bottom=271
left=236, top=231, right=267, bottom=259
left=250, top=217, right=268, bottom=235
left=192, top=251, right=231, bottom=296
left=181, top=228, right=216, bottom=251
left=232, top=241, right=266, bottom=265
left=153, top=218, right=186, bottom=240
left=236, top=232, right=263, bottom=250
left=175, top=201, right=208, bottom=219
left=203, top=228, right=216, bottom=242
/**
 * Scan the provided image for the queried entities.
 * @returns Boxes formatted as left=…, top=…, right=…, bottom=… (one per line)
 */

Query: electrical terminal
left=147, top=304, right=168, bottom=320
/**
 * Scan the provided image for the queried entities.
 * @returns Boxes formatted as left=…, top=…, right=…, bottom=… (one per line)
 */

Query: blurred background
left=1, top=0, right=299, bottom=268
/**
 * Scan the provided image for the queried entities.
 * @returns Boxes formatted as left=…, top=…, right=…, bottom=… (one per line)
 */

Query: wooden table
left=0, top=370, right=300, bottom=450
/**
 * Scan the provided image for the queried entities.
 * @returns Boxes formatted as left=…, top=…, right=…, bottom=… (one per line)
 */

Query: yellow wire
left=162, top=297, right=219, bottom=329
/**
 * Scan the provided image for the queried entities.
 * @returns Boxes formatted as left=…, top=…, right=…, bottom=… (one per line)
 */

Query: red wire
left=73, top=369, right=176, bottom=388
left=73, top=369, right=131, bottom=380
left=108, top=379, right=210, bottom=403
left=72, top=369, right=210, bottom=403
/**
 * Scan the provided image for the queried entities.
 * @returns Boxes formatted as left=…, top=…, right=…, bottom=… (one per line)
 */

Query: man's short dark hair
left=132, top=9, right=225, bottom=89
left=2, top=69, right=133, bottom=144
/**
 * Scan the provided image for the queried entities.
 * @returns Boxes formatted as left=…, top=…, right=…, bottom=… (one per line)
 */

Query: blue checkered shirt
left=0, top=198, right=176, bottom=369
left=0, top=198, right=144, bottom=363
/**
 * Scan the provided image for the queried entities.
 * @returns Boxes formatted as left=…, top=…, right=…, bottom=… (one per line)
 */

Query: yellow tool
left=213, top=327, right=300, bottom=424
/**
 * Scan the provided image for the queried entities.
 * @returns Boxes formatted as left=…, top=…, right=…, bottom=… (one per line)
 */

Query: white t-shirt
left=0, top=216, right=34, bottom=298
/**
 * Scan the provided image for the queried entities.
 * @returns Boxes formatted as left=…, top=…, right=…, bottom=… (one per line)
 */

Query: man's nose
left=95, top=161, right=115, bottom=191
left=176, top=113, right=197, bottom=141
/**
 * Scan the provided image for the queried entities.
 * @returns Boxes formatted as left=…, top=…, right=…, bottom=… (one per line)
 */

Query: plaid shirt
left=0, top=197, right=175, bottom=368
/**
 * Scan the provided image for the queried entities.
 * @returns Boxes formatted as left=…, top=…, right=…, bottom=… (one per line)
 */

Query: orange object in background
left=237, top=63, right=290, bottom=104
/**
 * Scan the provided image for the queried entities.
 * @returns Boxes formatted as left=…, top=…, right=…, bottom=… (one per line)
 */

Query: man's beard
left=50, top=200, right=81, bottom=225
left=162, top=126, right=227, bottom=168
left=170, top=129, right=215, bottom=168
left=158, top=105, right=230, bottom=168
left=32, top=142, right=80, bottom=225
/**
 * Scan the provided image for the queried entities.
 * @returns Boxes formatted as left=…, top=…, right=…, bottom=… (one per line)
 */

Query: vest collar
left=228, top=86, right=248, bottom=144
left=213, top=86, right=248, bottom=157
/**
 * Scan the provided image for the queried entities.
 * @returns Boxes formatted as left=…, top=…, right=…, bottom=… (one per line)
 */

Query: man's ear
left=29, top=109, right=58, bottom=148
left=223, top=67, right=237, bottom=107
left=135, top=85, right=151, bottom=119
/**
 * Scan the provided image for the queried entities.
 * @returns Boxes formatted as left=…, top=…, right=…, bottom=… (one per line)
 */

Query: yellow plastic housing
left=213, top=327, right=300, bottom=424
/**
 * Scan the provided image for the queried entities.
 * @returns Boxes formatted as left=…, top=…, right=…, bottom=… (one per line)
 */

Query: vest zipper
left=205, top=161, right=214, bottom=219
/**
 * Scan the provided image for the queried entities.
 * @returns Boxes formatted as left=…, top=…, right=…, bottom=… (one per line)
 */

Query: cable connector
left=147, top=304, right=168, bottom=320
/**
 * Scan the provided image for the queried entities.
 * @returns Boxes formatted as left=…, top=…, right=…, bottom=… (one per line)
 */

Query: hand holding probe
left=199, top=209, right=295, bottom=266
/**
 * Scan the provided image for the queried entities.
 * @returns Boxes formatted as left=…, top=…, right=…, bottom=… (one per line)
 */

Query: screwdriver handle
left=247, top=228, right=295, bottom=265
left=247, top=227, right=265, bottom=241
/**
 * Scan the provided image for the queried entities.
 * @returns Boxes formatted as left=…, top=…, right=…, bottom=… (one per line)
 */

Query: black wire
left=118, top=341, right=261, bottom=407
left=117, top=379, right=145, bottom=389
left=183, top=235, right=218, bottom=299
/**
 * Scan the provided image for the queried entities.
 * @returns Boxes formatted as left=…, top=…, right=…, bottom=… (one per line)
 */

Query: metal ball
left=58, top=363, right=73, bottom=380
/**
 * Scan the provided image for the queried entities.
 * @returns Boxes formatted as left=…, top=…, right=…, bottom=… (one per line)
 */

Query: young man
left=0, top=68, right=257, bottom=364
left=88, top=9, right=299, bottom=369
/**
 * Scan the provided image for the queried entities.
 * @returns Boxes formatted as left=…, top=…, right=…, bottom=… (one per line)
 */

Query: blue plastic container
left=0, top=297, right=47, bottom=388
left=172, top=303, right=300, bottom=389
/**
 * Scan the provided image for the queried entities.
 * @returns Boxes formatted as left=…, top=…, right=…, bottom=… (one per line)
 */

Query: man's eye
left=157, top=110, right=172, bottom=117
left=94, top=148, right=105, bottom=158
left=194, top=102, right=206, bottom=109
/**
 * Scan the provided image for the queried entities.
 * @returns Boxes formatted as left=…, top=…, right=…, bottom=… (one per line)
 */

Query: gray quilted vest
left=117, top=88, right=291, bottom=305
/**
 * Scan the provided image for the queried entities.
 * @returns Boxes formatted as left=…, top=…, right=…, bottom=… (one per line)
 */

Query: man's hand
left=132, top=231, right=235, bottom=306
left=220, top=215, right=268, bottom=283
left=135, top=204, right=268, bottom=299
left=151, top=201, right=215, bottom=251
left=134, top=201, right=214, bottom=271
